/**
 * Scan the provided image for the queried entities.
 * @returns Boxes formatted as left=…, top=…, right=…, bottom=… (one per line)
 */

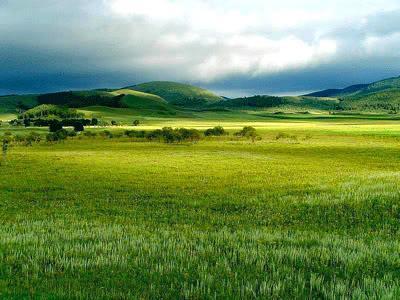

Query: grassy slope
left=1, top=120, right=400, bottom=298
left=0, top=89, right=182, bottom=119
left=128, top=81, right=223, bottom=107
left=0, top=94, right=38, bottom=113
left=340, top=89, right=400, bottom=111
left=217, top=95, right=339, bottom=112
left=306, top=76, right=400, bottom=98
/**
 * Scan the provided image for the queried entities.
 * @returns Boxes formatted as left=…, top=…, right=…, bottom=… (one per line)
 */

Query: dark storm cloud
left=1, top=0, right=400, bottom=96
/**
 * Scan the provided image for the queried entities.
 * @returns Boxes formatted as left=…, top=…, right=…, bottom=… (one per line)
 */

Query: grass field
left=1, top=117, right=400, bottom=298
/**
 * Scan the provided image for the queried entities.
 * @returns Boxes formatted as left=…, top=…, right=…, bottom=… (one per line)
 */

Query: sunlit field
left=1, top=118, right=400, bottom=298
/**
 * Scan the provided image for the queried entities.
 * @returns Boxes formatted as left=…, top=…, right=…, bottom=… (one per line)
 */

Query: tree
left=235, top=126, right=259, bottom=142
left=133, top=120, right=140, bottom=126
left=91, top=118, right=98, bottom=126
left=46, top=129, right=68, bottom=142
left=204, top=126, right=227, bottom=136
left=73, top=122, right=84, bottom=132
left=23, top=118, right=31, bottom=127
left=49, top=120, right=63, bottom=132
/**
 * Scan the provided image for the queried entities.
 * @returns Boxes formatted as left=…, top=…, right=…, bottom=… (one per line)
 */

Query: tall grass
left=0, top=123, right=399, bottom=298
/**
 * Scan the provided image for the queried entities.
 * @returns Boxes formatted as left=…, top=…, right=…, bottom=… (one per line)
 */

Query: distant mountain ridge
left=2, top=76, right=400, bottom=116
left=305, top=76, right=400, bottom=98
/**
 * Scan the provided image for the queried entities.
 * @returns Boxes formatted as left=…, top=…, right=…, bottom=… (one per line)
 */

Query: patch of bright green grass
left=1, top=120, right=400, bottom=298
left=128, top=81, right=222, bottom=107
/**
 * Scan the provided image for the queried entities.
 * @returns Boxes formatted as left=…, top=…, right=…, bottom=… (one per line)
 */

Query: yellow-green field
left=1, top=118, right=400, bottom=298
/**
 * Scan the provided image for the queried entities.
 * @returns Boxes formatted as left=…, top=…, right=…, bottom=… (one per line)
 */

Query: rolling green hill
left=127, top=81, right=223, bottom=107
left=215, top=95, right=339, bottom=112
left=0, top=88, right=180, bottom=117
left=2, top=77, right=400, bottom=118
left=307, top=76, right=400, bottom=98
left=339, top=89, right=400, bottom=112
left=306, top=76, right=400, bottom=113
left=0, top=94, right=38, bottom=113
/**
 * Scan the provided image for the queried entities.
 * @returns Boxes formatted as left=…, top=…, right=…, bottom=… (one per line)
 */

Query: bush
left=67, top=130, right=77, bottom=137
left=133, top=120, right=140, bottom=126
left=49, top=120, right=63, bottom=132
left=177, top=128, right=201, bottom=142
left=275, top=132, right=298, bottom=141
left=204, top=126, right=227, bottom=137
left=91, top=118, right=98, bottom=126
left=46, top=129, right=68, bottom=142
left=145, top=129, right=163, bottom=141
left=83, top=131, right=97, bottom=137
left=24, top=132, right=42, bottom=146
left=145, top=127, right=201, bottom=143
left=125, top=130, right=146, bottom=138
left=100, top=130, right=113, bottom=138
left=235, top=126, right=259, bottom=142
left=9, top=119, right=23, bottom=126
left=23, top=118, right=31, bottom=127
left=73, top=122, right=84, bottom=132
left=111, top=120, right=118, bottom=126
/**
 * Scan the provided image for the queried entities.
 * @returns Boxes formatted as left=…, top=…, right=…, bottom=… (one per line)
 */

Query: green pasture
left=1, top=117, right=400, bottom=298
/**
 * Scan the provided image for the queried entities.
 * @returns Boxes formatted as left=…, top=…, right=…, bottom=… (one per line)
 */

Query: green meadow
left=1, top=116, right=400, bottom=299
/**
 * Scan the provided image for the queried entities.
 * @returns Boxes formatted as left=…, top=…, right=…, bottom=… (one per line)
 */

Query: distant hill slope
left=127, top=81, right=222, bottom=107
left=339, top=90, right=400, bottom=112
left=306, top=76, right=400, bottom=113
left=306, top=76, right=400, bottom=98
left=0, top=94, right=38, bottom=113
left=215, top=95, right=339, bottom=111
left=0, top=89, right=179, bottom=115
left=306, top=84, right=369, bottom=98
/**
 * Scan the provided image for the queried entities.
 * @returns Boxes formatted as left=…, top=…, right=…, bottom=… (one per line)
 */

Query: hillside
left=339, top=89, right=400, bottom=112
left=0, top=94, right=38, bottom=113
left=306, top=76, right=400, bottom=98
left=2, top=77, right=400, bottom=117
left=0, top=88, right=180, bottom=116
left=127, top=81, right=223, bottom=107
left=215, top=95, right=339, bottom=112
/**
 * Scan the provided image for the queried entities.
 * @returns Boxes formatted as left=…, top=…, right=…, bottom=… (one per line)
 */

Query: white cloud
left=1, top=0, right=400, bottom=93
left=364, top=32, right=400, bottom=56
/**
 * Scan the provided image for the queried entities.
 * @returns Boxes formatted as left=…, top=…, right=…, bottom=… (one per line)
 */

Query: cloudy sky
left=1, top=0, right=400, bottom=96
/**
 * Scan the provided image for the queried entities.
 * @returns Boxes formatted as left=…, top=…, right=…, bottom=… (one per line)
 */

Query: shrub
left=9, top=119, right=23, bottom=126
left=49, top=120, right=63, bottom=132
left=145, top=127, right=201, bottom=143
left=23, top=118, right=31, bottom=127
left=111, top=120, right=118, bottom=126
left=204, top=126, right=227, bottom=136
left=24, top=132, right=42, bottom=146
left=68, top=130, right=77, bottom=137
left=91, top=118, right=98, bottom=126
left=275, top=132, right=298, bottom=141
left=133, top=120, right=140, bottom=126
left=73, top=122, right=85, bottom=132
left=46, top=129, right=68, bottom=142
left=125, top=130, right=146, bottom=138
left=145, top=129, right=163, bottom=141
left=100, top=130, right=113, bottom=138
left=235, top=126, right=259, bottom=142
left=83, top=131, right=97, bottom=137
left=177, top=128, right=201, bottom=142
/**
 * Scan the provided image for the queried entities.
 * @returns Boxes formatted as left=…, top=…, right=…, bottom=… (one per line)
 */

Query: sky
left=1, top=0, right=400, bottom=97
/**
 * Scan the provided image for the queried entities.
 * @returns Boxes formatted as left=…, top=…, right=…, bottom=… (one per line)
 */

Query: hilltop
left=2, top=76, right=400, bottom=120
left=306, top=76, right=400, bottom=98
left=127, top=81, right=223, bottom=107
left=306, top=76, right=400, bottom=112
